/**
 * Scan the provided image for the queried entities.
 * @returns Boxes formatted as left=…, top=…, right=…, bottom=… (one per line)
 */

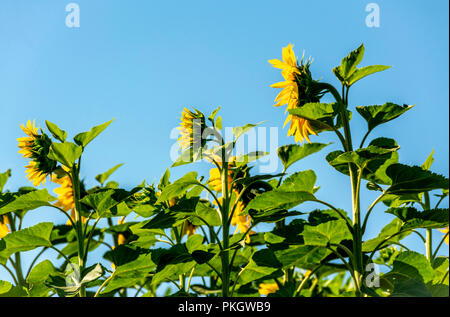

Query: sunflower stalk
left=70, top=162, right=87, bottom=297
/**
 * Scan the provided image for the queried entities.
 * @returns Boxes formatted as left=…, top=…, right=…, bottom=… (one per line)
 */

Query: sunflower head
left=117, top=218, right=127, bottom=245
left=258, top=282, right=279, bottom=296
left=182, top=220, right=197, bottom=237
left=439, top=227, right=449, bottom=245
left=177, top=108, right=207, bottom=151
left=17, top=120, right=58, bottom=186
left=269, top=45, right=326, bottom=143
left=52, top=172, right=75, bottom=212
left=207, top=156, right=249, bottom=193
left=0, top=215, right=10, bottom=239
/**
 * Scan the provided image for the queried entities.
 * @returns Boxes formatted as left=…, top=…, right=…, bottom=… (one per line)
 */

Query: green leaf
left=156, top=172, right=198, bottom=203
left=0, top=284, right=28, bottom=297
left=26, top=260, right=56, bottom=297
left=356, top=103, right=414, bottom=131
left=0, top=222, right=53, bottom=265
left=0, top=189, right=56, bottom=216
left=80, top=183, right=143, bottom=217
left=245, top=190, right=315, bottom=213
left=171, top=148, right=203, bottom=167
left=0, top=281, right=12, bottom=295
left=347, top=65, right=391, bottom=86
left=327, top=138, right=400, bottom=185
left=190, top=202, right=221, bottom=227
left=421, top=149, right=435, bottom=171
left=245, top=170, right=317, bottom=213
left=249, top=209, right=303, bottom=224
left=277, top=143, right=330, bottom=171
left=288, top=103, right=338, bottom=130
left=46, top=263, right=105, bottom=297
left=386, top=207, right=449, bottom=230
left=232, top=122, right=262, bottom=140
left=362, top=218, right=411, bottom=252
left=333, top=44, right=365, bottom=83
left=302, top=219, right=352, bottom=246
left=208, top=106, right=221, bottom=123
left=45, top=120, right=67, bottom=142
left=103, top=251, right=156, bottom=293
left=235, top=151, right=268, bottom=167
left=329, top=143, right=398, bottom=170
left=386, top=164, right=449, bottom=195
left=47, top=142, right=83, bottom=168
left=95, top=163, right=124, bottom=186
left=239, top=249, right=282, bottom=285
left=388, top=278, right=431, bottom=297
left=80, top=263, right=104, bottom=285
left=158, top=168, right=170, bottom=190
left=141, top=197, right=199, bottom=230
left=0, top=169, right=12, bottom=193
left=278, top=170, right=317, bottom=193
left=73, top=119, right=114, bottom=148
left=152, top=245, right=196, bottom=286
left=273, top=245, right=329, bottom=269
left=391, top=251, right=434, bottom=283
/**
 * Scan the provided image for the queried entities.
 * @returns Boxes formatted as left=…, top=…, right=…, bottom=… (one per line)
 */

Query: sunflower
left=269, top=44, right=324, bottom=143
left=231, top=200, right=255, bottom=243
left=258, top=282, right=279, bottom=296
left=52, top=170, right=86, bottom=224
left=0, top=215, right=10, bottom=239
left=182, top=220, right=197, bottom=237
left=209, top=163, right=234, bottom=193
left=177, top=108, right=206, bottom=151
left=439, top=227, right=449, bottom=245
left=17, top=120, right=57, bottom=186
left=117, top=218, right=127, bottom=245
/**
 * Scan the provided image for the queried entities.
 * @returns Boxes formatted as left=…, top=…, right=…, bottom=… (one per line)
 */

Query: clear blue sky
left=0, top=0, right=448, bottom=282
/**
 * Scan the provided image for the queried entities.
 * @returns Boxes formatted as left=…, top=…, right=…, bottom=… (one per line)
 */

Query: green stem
left=221, top=154, right=231, bottom=297
left=432, top=232, right=449, bottom=261
left=342, top=85, right=363, bottom=296
left=424, top=192, right=432, bottom=263
left=1, top=263, right=18, bottom=285
left=293, top=265, right=321, bottom=297
left=70, top=163, right=86, bottom=297
left=94, top=273, right=115, bottom=297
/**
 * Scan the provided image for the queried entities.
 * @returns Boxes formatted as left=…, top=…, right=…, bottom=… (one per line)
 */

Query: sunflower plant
left=0, top=119, right=146, bottom=297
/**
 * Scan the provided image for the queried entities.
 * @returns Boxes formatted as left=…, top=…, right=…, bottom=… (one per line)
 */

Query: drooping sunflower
left=182, top=220, right=197, bottom=237
left=177, top=108, right=206, bottom=151
left=208, top=157, right=256, bottom=243
left=52, top=169, right=86, bottom=224
left=208, top=158, right=235, bottom=193
left=17, top=120, right=57, bottom=186
left=269, top=44, right=325, bottom=143
left=230, top=199, right=255, bottom=243
left=0, top=215, right=10, bottom=239
left=258, top=282, right=279, bottom=296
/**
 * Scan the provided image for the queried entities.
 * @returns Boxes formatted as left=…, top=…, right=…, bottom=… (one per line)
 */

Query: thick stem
left=70, top=164, right=86, bottom=297
left=424, top=192, right=433, bottom=263
left=342, top=85, right=363, bottom=296
left=220, top=160, right=230, bottom=297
